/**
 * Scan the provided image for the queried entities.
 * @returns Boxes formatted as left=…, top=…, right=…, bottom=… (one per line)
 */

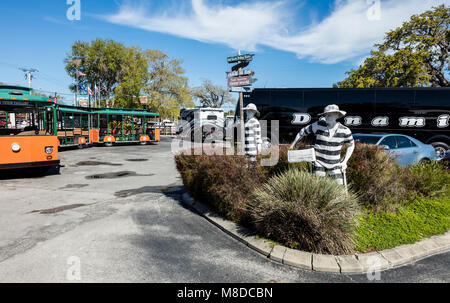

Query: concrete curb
left=181, top=192, right=450, bottom=274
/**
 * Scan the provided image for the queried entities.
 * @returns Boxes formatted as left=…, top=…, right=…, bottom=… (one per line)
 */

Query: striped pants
left=313, top=162, right=344, bottom=185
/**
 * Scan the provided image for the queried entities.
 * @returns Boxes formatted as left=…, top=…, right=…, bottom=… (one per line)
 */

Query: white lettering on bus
left=399, top=117, right=426, bottom=128
left=437, top=114, right=449, bottom=128
left=292, top=113, right=311, bottom=125
left=344, top=116, right=362, bottom=126
left=371, top=116, right=389, bottom=127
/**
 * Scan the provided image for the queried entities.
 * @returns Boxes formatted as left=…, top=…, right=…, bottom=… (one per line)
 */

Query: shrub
left=347, top=143, right=407, bottom=209
left=175, top=152, right=265, bottom=224
left=258, top=144, right=313, bottom=178
left=406, top=161, right=450, bottom=198
left=249, top=168, right=360, bottom=255
left=355, top=196, right=450, bottom=252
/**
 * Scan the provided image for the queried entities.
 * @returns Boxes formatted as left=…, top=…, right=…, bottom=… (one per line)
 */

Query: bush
left=347, top=143, right=408, bottom=209
left=406, top=161, right=450, bottom=198
left=249, top=168, right=360, bottom=255
left=355, top=196, right=450, bottom=252
left=258, top=145, right=313, bottom=178
left=175, top=153, right=265, bottom=224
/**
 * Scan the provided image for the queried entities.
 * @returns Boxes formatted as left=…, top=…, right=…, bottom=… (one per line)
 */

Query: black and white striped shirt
left=245, top=117, right=262, bottom=157
left=297, top=119, right=354, bottom=168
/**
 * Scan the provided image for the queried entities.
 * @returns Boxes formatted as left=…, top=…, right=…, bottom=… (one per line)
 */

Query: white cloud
left=103, top=0, right=448, bottom=64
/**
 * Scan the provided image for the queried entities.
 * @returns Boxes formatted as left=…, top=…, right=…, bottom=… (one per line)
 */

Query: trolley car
left=0, top=84, right=161, bottom=174
left=56, top=105, right=91, bottom=148
left=0, top=85, right=60, bottom=172
left=93, top=108, right=160, bottom=146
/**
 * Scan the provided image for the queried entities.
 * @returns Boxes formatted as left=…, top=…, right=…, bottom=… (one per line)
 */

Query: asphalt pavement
left=0, top=137, right=448, bottom=282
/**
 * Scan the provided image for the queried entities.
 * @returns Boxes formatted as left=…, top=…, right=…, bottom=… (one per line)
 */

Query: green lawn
left=355, top=196, right=450, bottom=252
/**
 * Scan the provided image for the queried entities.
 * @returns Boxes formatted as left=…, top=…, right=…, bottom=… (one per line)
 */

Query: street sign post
left=229, top=87, right=254, bottom=93
left=227, top=54, right=254, bottom=63
left=228, top=76, right=256, bottom=87
left=226, top=52, right=255, bottom=153
left=227, top=70, right=254, bottom=78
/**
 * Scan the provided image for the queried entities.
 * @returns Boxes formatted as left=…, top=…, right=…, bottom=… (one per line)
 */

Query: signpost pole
left=226, top=51, right=255, bottom=154
left=238, top=51, right=245, bottom=154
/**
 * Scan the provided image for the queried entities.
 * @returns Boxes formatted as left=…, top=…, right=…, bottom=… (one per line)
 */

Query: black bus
left=237, top=88, right=450, bottom=157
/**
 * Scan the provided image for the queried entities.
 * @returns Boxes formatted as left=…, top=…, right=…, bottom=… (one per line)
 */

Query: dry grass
left=249, top=168, right=360, bottom=255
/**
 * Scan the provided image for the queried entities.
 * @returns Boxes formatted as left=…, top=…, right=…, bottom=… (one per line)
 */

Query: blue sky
left=0, top=0, right=447, bottom=107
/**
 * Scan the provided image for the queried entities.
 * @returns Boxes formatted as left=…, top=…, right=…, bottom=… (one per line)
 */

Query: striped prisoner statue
left=297, top=118, right=354, bottom=184
left=244, top=117, right=262, bottom=162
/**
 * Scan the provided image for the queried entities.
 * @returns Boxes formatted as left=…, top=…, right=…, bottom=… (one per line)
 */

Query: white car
left=354, top=134, right=437, bottom=167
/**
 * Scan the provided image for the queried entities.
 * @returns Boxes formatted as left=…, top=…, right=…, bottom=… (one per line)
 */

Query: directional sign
left=227, top=70, right=254, bottom=78
left=228, top=76, right=257, bottom=87
left=228, top=76, right=252, bottom=83
left=231, top=61, right=250, bottom=72
left=229, top=87, right=254, bottom=93
left=227, top=54, right=254, bottom=64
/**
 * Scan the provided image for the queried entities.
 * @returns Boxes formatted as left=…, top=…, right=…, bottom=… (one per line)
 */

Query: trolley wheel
left=78, top=144, right=84, bottom=149
left=53, top=165, right=61, bottom=175
left=105, top=142, right=114, bottom=147
left=140, top=141, right=148, bottom=145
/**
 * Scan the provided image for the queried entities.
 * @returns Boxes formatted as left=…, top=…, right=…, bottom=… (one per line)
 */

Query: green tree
left=142, top=50, right=194, bottom=119
left=112, top=46, right=149, bottom=108
left=191, top=80, right=236, bottom=108
left=65, top=39, right=129, bottom=106
left=336, top=5, right=449, bottom=88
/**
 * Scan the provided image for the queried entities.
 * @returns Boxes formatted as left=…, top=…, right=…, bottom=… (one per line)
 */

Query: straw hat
left=242, top=103, right=260, bottom=115
left=318, top=104, right=346, bottom=118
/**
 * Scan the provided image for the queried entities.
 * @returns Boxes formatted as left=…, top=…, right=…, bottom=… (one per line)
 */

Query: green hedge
left=355, top=197, right=450, bottom=252
left=175, top=145, right=450, bottom=254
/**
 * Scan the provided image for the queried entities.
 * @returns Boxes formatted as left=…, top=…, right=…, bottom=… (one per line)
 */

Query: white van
left=178, top=107, right=225, bottom=141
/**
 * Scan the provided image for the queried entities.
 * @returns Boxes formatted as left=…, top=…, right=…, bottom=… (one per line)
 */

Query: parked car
left=353, top=134, right=436, bottom=167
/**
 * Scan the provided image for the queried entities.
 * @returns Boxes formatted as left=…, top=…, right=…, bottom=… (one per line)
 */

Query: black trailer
left=236, top=87, right=450, bottom=158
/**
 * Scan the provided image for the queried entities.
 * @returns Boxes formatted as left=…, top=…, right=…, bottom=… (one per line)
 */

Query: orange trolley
left=92, top=108, right=160, bottom=146
left=0, top=85, right=60, bottom=173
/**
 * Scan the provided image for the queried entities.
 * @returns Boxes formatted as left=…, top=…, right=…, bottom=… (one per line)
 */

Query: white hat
left=319, top=104, right=346, bottom=118
left=242, top=103, right=259, bottom=115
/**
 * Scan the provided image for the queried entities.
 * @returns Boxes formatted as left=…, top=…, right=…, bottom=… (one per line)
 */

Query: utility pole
left=19, top=68, right=38, bottom=88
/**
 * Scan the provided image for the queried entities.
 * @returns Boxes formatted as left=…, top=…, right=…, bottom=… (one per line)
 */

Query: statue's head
left=243, top=103, right=259, bottom=121
left=324, top=112, right=340, bottom=128
left=319, top=104, right=346, bottom=128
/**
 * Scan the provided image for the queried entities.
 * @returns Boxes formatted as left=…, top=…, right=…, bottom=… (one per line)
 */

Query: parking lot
left=0, top=137, right=448, bottom=282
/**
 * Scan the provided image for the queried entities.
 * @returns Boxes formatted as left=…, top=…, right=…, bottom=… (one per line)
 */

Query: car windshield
left=353, top=135, right=382, bottom=145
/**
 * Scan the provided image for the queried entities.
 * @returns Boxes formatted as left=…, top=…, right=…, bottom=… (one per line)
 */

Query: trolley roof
left=94, top=108, right=160, bottom=117
left=0, top=85, right=54, bottom=104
